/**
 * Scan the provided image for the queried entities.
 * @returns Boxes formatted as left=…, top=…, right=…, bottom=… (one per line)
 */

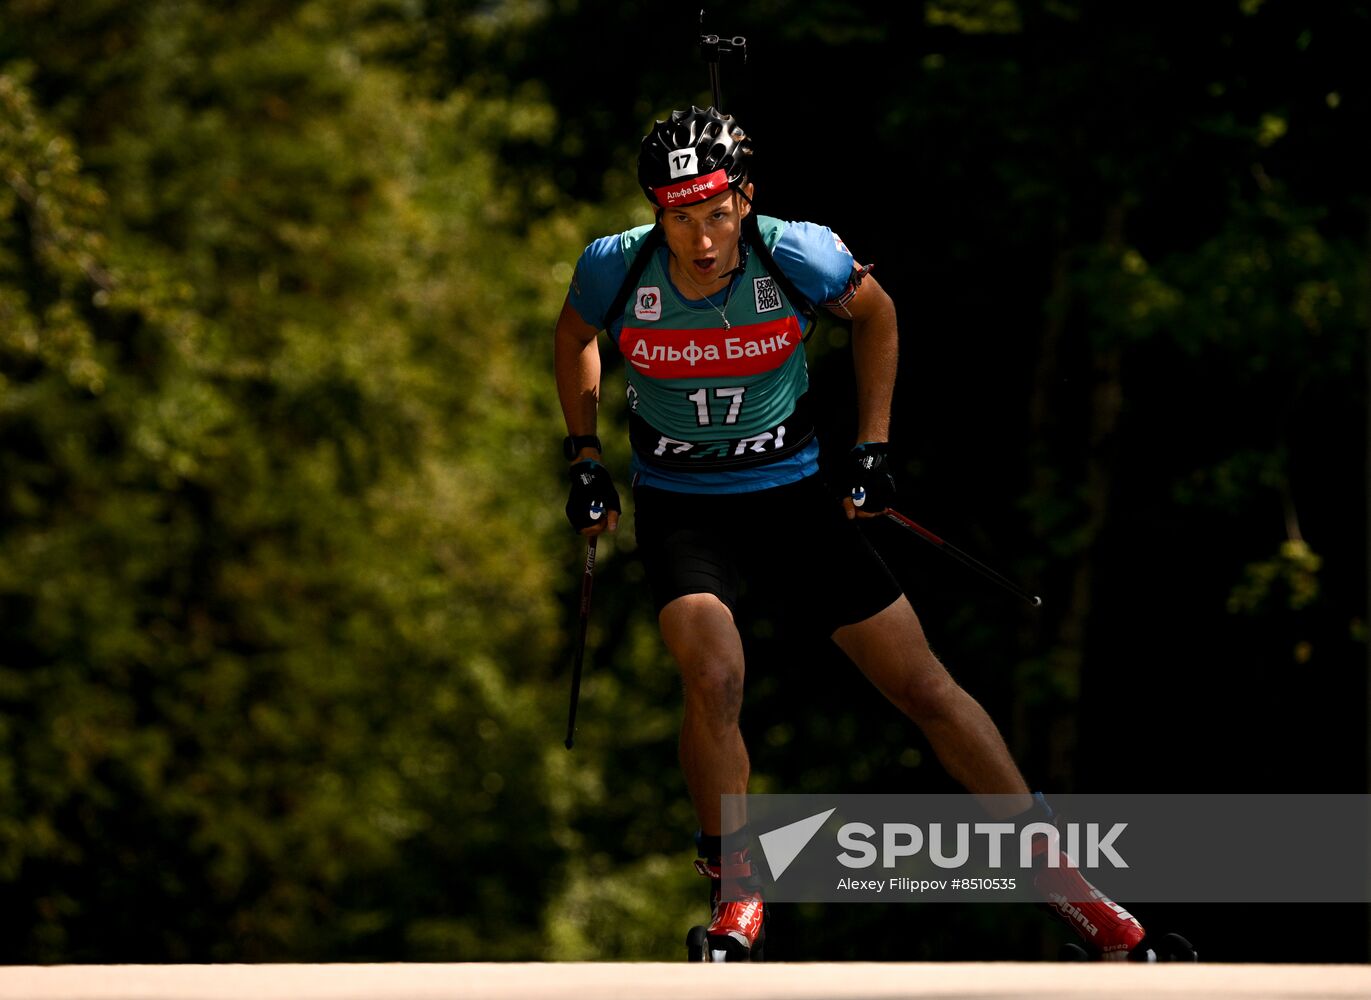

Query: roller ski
left=1039, top=866, right=1197, bottom=962
left=686, top=849, right=766, bottom=962
left=1058, top=931, right=1198, bottom=962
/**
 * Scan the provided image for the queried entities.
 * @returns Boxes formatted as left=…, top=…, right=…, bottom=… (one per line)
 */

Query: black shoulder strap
left=603, top=215, right=820, bottom=337
left=602, top=225, right=665, bottom=331
left=743, top=214, right=818, bottom=339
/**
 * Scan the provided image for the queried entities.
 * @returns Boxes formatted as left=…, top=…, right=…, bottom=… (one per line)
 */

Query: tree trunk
left=1020, top=205, right=1127, bottom=791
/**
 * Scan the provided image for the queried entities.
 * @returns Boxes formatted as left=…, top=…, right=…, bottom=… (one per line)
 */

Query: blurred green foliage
left=0, top=0, right=630, bottom=961
left=1, top=0, right=1368, bottom=964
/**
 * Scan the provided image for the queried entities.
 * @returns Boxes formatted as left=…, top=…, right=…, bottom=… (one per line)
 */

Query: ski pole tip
left=564, top=736, right=575, bottom=750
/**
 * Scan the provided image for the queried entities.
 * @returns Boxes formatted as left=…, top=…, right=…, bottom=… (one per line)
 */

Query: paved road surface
left=4, top=963, right=1371, bottom=1000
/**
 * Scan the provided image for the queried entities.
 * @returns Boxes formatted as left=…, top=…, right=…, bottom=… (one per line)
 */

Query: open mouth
left=692, top=257, right=717, bottom=277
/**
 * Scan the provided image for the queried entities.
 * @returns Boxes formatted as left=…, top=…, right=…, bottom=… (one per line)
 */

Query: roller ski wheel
left=1149, top=932, right=1199, bottom=962
left=685, top=923, right=764, bottom=962
left=1060, top=932, right=1197, bottom=963
left=686, top=925, right=708, bottom=962
left=1124, top=931, right=1199, bottom=963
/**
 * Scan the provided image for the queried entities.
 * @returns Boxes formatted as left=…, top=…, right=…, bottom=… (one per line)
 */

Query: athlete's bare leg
left=833, top=595, right=1032, bottom=818
left=660, top=592, right=749, bottom=835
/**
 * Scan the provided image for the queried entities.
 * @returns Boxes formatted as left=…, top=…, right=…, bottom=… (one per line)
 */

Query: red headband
left=652, top=169, right=730, bottom=208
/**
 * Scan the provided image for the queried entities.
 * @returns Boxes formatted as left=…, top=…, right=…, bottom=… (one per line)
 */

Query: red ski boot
left=1019, top=794, right=1151, bottom=960
left=692, top=849, right=765, bottom=962
left=1033, top=857, right=1148, bottom=960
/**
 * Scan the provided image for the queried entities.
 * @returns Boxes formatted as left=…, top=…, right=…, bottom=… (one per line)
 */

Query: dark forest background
left=1, top=0, right=1368, bottom=964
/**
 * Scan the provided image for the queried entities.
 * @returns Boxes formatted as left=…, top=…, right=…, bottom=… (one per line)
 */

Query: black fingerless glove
left=565, top=460, right=621, bottom=532
left=843, top=442, right=897, bottom=514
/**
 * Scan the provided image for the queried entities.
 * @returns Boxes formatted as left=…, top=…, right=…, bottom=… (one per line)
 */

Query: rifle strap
left=602, top=211, right=819, bottom=340
left=601, top=223, right=665, bottom=332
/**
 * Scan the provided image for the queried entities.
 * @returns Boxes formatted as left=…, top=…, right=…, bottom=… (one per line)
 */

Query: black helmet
left=638, top=106, right=753, bottom=209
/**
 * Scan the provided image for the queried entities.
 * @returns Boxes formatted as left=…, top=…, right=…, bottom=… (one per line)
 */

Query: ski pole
left=884, top=508, right=1043, bottom=608
left=563, top=534, right=598, bottom=750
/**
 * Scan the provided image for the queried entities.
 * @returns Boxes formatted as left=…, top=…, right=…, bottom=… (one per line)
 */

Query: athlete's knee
left=681, top=655, right=745, bottom=722
left=889, top=654, right=961, bottom=723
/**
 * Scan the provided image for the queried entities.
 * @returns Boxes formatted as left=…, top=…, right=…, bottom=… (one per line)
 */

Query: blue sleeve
left=769, top=221, right=859, bottom=306
left=567, top=234, right=629, bottom=330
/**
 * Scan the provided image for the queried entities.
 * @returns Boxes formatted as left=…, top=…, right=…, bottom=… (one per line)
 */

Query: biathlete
left=553, top=105, right=1173, bottom=963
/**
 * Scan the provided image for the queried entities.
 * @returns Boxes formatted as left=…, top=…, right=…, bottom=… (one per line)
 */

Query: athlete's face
left=660, top=184, right=754, bottom=289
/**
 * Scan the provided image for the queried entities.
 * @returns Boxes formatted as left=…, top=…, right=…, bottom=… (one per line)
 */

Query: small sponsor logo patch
left=634, top=286, right=662, bottom=321
left=833, top=232, right=852, bottom=256
left=753, top=276, right=782, bottom=313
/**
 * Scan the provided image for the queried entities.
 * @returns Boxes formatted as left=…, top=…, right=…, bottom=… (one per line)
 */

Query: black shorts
left=632, top=475, right=903, bottom=636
